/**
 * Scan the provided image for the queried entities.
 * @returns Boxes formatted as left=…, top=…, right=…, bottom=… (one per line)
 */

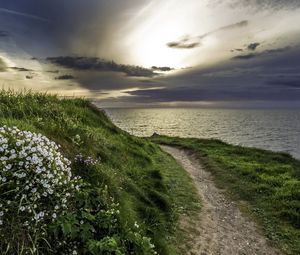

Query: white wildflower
left=0, top=126, right=81, bottom=232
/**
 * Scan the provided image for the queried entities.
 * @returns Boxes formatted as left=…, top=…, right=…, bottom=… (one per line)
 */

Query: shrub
left=0, top=126, right=80, bottom=252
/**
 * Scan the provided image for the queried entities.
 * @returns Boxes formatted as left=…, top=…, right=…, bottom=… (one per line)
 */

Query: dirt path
left=161, top=145, right=281, bottom=255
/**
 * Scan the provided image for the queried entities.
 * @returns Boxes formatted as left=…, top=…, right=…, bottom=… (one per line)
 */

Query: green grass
left=0, top=91, right=200, bottom=254
left=151, top=135, right=300, bottom=255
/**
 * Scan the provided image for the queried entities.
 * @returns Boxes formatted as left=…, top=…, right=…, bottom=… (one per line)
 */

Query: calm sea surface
left=105, top=108, right=300, bottom=159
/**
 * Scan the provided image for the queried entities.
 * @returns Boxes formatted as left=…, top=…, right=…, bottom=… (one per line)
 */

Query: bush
left=0, top=126, right=80, bottom=253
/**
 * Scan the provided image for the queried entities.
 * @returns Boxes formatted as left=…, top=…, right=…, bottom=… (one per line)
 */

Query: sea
left=105, top=108, right=300, bottom=160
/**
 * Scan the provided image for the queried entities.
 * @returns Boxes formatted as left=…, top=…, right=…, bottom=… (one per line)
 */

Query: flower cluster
left=0, top=126, right=80, bottom=230
left=74, top=153, right=99, bottom=166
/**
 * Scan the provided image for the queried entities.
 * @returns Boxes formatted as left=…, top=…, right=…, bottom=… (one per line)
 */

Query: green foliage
left=47, top=184, right=156, bottom=254
left=151, top=135, right=300, bottom=255
left=0, top=91, right=200, bottom=254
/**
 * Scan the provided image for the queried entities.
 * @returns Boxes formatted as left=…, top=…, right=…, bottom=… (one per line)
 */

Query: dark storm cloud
left=117, top=44, right=300, bottom=104
left=47, top=56, right=156, bottom=77
left=167, top=20, right=248, bottom=50
left=0, top=0, right=149, bottom=56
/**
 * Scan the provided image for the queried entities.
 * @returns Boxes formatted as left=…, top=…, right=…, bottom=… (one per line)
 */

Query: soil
left=161, top=145, right=281, bottom=255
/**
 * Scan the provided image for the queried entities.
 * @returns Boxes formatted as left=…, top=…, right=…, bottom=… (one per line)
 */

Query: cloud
left=231, top=42, right=260, bottom=53
left=0, top=8, right=50, bottom=23
left=54, top=75, right=74, bottom=80
left=1, top=0, right=300, bottom=107
left=232, top=46, right=292, bottom=60
left=247, top=42, right=260, bottom=51
left=215, top=20, right=248, bottom=32
left=167, top=20, right=248, bottom=50
left=122, top=84, right=300, bottom=103
left=267, top=79, right=300, bottom=88
left=0, top=31, right=9, bottom=37
left=151, top=66, right=174, bottom=72
left=197, top=20, right=249, bottom=40
left=232, top=53, right=257, bottom=60
left=167, top=36, right=200, bottom=49
left=0, top=0, right=150, bottom=58
left=265, top=46, right=292, bottom=54
left=117, top=44, right=300, bottom=105
left=209, top=0, right=300, bottom=10
left=0, top=57, right=7, bottom=71
left=231, top=48, right=244, bottom=52
left=10, top=67, right=32, bottom=72
left=47, top=56, right=156, bottom=77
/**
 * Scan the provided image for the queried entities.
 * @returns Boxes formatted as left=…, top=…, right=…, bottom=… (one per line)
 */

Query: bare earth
left=161, top=145, right=281, bottom=255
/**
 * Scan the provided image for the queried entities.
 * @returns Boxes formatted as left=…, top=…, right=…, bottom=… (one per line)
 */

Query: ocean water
left=105, top=108, right=300, bottom=159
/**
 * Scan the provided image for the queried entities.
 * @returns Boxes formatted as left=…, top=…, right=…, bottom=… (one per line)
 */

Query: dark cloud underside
left=47, top=57, right=156, bottom=77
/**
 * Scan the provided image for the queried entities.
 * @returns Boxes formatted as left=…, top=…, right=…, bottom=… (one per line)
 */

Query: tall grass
left=0, top=90, right=200, bottom=254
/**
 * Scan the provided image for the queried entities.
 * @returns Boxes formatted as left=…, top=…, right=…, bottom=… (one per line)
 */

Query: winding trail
left=161, top=145, right=281, bottom=255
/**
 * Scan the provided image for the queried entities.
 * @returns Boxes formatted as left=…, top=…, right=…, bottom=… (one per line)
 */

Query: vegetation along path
left=161, top=145, right=281, bottom=255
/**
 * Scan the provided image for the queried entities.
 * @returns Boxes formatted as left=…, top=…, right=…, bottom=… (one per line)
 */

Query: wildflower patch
left=0, top=126, right=80, bottom=232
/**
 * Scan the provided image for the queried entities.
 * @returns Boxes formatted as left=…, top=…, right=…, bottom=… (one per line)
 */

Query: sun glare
left=121, top=0, right=211, bottom=69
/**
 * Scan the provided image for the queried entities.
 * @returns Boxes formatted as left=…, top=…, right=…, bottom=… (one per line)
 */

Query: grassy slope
left=0, top=92, right=200, bottom=254
left=151, top=135, right=300, bottom=255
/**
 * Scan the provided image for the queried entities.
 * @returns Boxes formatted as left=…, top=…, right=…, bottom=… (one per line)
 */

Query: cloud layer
left=47, top=57, right=157, bottom=77
left=0, top=0, right=300, bottom=107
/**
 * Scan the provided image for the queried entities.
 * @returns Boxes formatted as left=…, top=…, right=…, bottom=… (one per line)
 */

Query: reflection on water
left=105, top=108, right=300, bottom=159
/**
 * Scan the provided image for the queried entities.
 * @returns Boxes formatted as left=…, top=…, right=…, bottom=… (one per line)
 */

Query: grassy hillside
left=151, top=135, right=300, bottom=255
left=0, top=91, right=200, bottom=255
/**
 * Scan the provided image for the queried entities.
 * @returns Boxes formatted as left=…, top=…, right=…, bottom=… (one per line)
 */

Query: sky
left=0, top=0, right=300, bottom=108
